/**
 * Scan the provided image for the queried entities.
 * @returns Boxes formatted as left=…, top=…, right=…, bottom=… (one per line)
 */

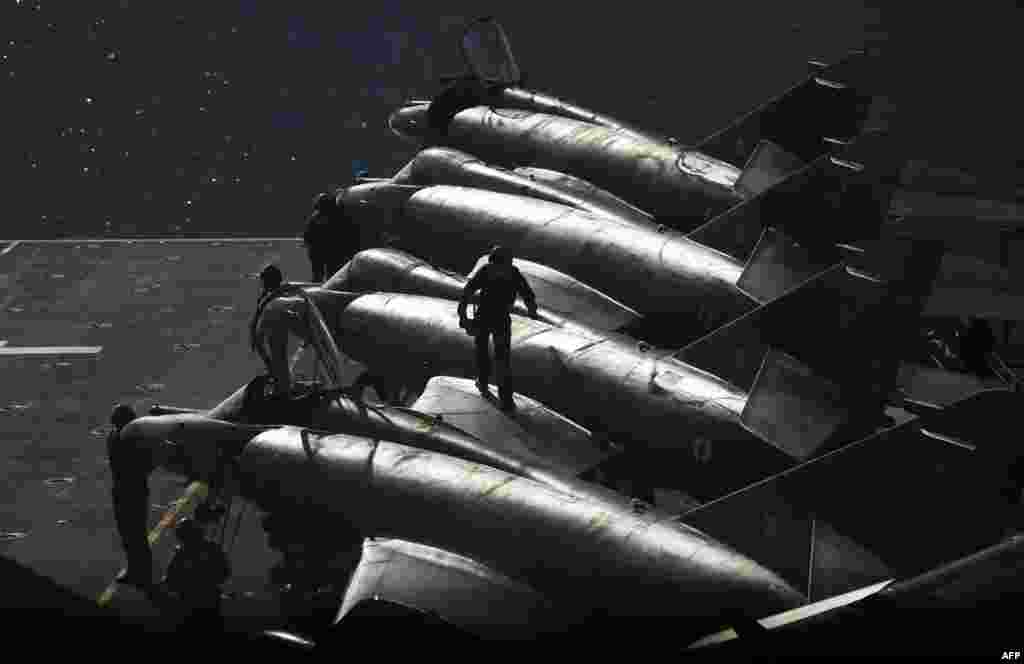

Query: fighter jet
left=339, top=130, right=902, bottom=344
left=252, top=236, right=944, bottom=504
left=387, top=17, right=881, bottom=229
left=328, top=247, right=641, bottom=336
left=110, top=383, right=805, bottom=643
left=319, top=245, right=1018, bottom=446
left=386, top=146, right=660, bottom=233
left=333, top=394, right=1023, bottom=647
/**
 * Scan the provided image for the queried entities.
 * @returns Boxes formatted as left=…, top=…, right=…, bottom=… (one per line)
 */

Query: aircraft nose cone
left=338, top=182, right=392, bottom=209
left=388, top=103, right=430, bottom=141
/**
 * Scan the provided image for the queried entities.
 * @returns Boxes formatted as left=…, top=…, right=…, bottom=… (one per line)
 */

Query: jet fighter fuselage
left=389, top=102, right=744, bottom=228
left=272, top=288, right=795, bottom=501
left=341, top=182, right=753, bottom=340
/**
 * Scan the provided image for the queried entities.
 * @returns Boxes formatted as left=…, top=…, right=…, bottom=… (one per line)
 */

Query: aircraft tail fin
left=679, top=388, right=1017, bottom=601
left=697, top=51, right=878, bottom=167
left=678, top=236, right=945, bottom=461
left=690, top=129, right=906, bottom=303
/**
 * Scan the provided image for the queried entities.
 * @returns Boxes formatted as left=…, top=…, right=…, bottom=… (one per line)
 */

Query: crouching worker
left=164, top=517, right=231, bottom=633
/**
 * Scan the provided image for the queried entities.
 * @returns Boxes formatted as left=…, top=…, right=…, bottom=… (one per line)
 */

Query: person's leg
left=474, top=329, right=492, bottom=395
left=494, top=320, right=513, bottom=410
left=307, top=249, right=324, bottom=282
left=112, top=482, right=153, bottom=586
left=264, top=326, right=292, bottom=396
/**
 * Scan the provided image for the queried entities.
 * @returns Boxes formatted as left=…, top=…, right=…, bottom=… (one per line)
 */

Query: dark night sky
left=6, top=1, right=1020, bottom=239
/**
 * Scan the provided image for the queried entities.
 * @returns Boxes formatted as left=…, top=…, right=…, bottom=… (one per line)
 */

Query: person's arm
left=458, top=267, right=486, bottom=320
left=515, top=270, right=538, bottom=318
left=302, top=214, right=317, bottom=247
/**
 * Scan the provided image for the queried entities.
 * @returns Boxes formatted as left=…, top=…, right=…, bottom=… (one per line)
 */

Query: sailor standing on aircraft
left=303, top=192, right=360, bottom=283
left=303, top=193, right=336, bottom=283
left=458, top=246, right=538, bottom=412
left=250, top=265, right=293, bottom=398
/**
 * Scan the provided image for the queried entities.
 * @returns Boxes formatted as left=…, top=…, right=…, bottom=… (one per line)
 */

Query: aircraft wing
left=409, top=376, right=615, bottom=476
left=334, top=538, right=583, bottom=640
left=687, top=534, right=1024, bottom=655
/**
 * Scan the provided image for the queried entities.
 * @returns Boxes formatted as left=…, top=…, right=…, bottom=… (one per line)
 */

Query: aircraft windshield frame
left=461, top=18, right=521, bottom=85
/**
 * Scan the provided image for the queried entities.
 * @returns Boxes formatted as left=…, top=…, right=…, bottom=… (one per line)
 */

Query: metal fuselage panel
left=361, top=184, right=752, bottom=331
left=326, top=248, right=609, bottom=336
left=301, top=394, right=620, bottom=505
left=392, top=147, right=658, bottom=232
left=239, top=429, right=805, bottom=620
left=329, top=292, right=784, bottom=498
left=393, top=103, right=743, bottom=225
left=495, top=86, right=664, bottom=144
left=325, top=247, right=466, bottom=302
left=512, top=165, right=656, bottom=224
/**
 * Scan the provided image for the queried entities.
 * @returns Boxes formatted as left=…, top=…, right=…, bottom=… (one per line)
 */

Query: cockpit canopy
left=461, top=17, right=521, bottom=86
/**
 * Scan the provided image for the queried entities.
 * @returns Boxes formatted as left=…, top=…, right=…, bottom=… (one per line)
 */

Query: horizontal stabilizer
left=690, top=129, right=902, bottom=274
left=897, top=363, right=1006, bottom=408
left=734, top=140, right=806, bottom=198
left=680, top=238, right=945, bottom=456
left=469, top=254, right=642, bottom=332
left=410, top=376, right=615, bottom=476
left=740, top=349, right=850, bottom=461
left=683, top=390, right=1018, bottom=599
left=698, top=52, right=876, bottom=166
left=689, top=534, right=1024, bottom=651
left=736, top=227, right=838, bottom=304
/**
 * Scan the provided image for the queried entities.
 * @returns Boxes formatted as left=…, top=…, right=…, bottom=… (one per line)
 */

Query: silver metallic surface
left=335, top=538, right=581, bottom=639
left=327, top=247, right=640, bottom=334
left=410, top=376, right=613, bottom=476
left=125, top=380, right=618, bottom=506
left=455, top=17, right=661, bottom=144
left=391, top=147, right=658, bottom=231
left=341, top=182, right=751, bottom=334
left=320, top=290, right=796, bottom=499
left=494, top=86, right=663, bottom=143
left=512, top=165, right=656, bottom=223
left=386, top=103, right=743, bottom=225
left=239, top=428, right=805, bottom=620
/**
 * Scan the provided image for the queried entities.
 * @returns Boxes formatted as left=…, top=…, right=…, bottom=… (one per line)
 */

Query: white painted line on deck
left=0, top=238, right=301, bottom=244
left=0, top=241, right=21, bottom=257
left=0, top=346, right=103, bottom=356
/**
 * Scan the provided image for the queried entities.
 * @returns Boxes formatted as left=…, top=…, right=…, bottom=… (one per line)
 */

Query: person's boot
left=476, top=379, right=492, bottom=399
left=117, top=551, right=154, bottom=590
left=499, top=388, right=515, bottom=413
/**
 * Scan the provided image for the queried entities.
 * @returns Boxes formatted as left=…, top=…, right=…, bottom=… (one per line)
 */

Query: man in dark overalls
left=163, top=517, right=231, bottom=633
left=107, top=404, right=153, bottom=588
left=303, top=194, right=335, bottom=283
left=303, top=193, right=360, bottom=283
left=960, top=316, right=996, bottom=377
left=457, top=246, right=538, bottom=412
